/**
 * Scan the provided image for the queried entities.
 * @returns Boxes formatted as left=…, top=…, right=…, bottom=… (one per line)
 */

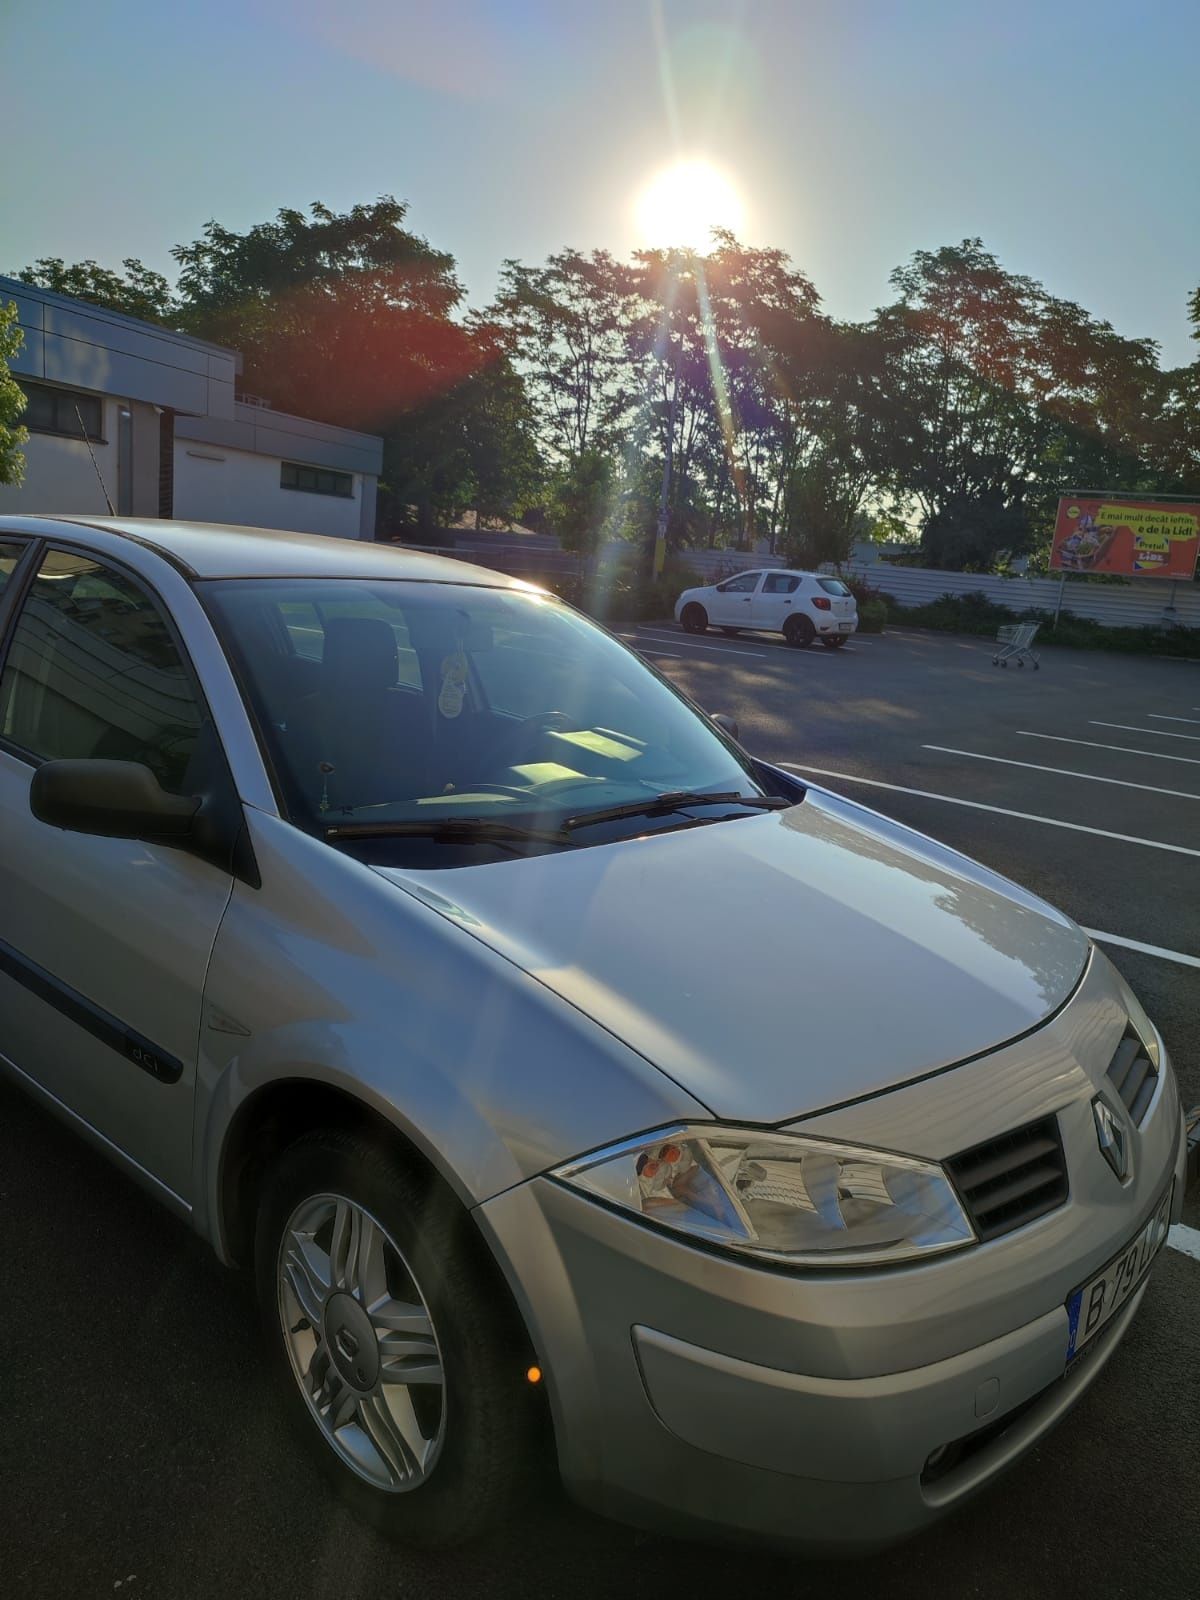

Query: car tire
left=254, top=1127, right=540, bottom=1547
left=783, top=615, right=815, bottom=649
left=680, top=603, right=708, bottom=634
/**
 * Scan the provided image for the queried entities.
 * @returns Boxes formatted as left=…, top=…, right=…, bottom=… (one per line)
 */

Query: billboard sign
left=1051, top=497, right=1200, bottom=579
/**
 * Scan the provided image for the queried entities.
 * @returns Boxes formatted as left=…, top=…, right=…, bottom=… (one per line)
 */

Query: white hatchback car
left=675, top=568, right=858, bottom=647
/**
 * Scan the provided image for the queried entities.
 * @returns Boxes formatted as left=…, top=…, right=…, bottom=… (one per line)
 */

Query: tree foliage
left=16, top=257, right=176, bottom=323
left=16, top=208, right=1197, bottom=565
left=0, top=302, right=28, bottom=487
left=171, top=198, right=538, bottom=530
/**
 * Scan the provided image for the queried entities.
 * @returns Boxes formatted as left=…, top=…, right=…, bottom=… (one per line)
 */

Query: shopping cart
left=992, top=623, right=1040, bottom=669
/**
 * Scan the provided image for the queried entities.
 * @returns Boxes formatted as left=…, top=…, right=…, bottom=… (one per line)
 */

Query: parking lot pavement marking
left=1083, top=929, right=1200, bottom=970
left=625, top=632, right=768, bottom=658
left=922, top=745, right=1200, bottom=803
left=1017, top=731, right=1200, bottom=767
left=1149, top=713, right=1200, bottom=725
left=781, top=763, right=1200, bottom=859
left=1092, top=721, right=1200, bottom=743
left=1167, top=1224, right=1200, bottom=1263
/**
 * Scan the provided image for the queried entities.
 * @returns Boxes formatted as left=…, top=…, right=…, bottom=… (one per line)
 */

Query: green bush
left=857, top=596, right=887, bottom=633
left=527, top=560, right=700, bottom=628
left=875, top=589, right=1200, bottom=657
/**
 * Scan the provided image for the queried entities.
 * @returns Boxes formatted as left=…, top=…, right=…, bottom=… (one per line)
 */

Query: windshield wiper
left=324, top=818, right=569, bottom=849
left=563, top=790, right=789, bottom=834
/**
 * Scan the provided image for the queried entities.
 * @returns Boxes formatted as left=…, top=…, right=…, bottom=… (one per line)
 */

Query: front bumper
left=476, top=967, right=1185, bottom=1551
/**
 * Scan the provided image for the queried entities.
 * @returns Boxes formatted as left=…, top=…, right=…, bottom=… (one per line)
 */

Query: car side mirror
left=710, top=713, right=740, bottom=742
left=30, top=759, right=200, bottom=840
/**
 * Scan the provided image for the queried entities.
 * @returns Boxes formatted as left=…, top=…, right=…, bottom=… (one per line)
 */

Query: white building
left=0, top=276, right=382, bottom=540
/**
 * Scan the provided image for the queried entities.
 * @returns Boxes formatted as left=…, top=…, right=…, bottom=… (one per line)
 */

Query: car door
left=0, top=543, right=237, bottom=1207
left=751, top=571, right=801, bottom=632
left=709, top=571, right=762, bottom=626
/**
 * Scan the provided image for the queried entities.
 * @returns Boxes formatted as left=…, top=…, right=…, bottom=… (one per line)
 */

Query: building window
left=19, top=382, right=105, bottom=442
left=280, top=461, right=354, bottom=498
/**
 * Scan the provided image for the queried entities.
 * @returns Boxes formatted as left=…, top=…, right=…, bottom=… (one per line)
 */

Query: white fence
left=846, top=564, right=1200, bottom=630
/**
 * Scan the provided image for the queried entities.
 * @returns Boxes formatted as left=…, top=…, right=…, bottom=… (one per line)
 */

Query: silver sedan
left=0, top=515, right=1187, bottom=1552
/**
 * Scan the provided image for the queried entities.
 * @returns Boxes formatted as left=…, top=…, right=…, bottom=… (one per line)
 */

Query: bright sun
left=635, top=159, right=745, bottom=252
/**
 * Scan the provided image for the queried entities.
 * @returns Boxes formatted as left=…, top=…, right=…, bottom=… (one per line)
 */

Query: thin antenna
left=75, top=404, right=116, bottom=516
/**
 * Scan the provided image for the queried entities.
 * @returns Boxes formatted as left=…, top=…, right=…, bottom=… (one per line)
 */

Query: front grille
left=1107, top=1025, right=1158, bottom=1126
left=945, top=1116, right=1068, bottom=1243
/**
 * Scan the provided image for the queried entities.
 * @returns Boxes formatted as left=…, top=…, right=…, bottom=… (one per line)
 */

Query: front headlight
left=553, top=1125, right=975, bottom=1268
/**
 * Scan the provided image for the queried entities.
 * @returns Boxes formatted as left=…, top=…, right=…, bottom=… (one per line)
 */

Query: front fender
left=193, top=809, right=706, bottom=1258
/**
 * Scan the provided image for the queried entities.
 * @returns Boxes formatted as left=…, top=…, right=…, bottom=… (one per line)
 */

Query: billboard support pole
left=1052, top=573, right=1067, bottom=628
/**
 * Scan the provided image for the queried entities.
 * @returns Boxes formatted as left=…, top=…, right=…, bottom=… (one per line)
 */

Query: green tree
left=173, top=199, right=471, bottom=430
left=0, top=302, right=28, bottom=486
left=15, top=257, right=176, bottom=323
left=868, top=239, right=1165, bottom=566
left=543, top=448, right=615, bottom=557
left=490, top=249, right=636, bottom=464
left=174, top=198, right=536, bottom=533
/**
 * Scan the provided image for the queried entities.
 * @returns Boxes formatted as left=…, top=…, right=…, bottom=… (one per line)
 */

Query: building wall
left=2, top=397, right=119, bottom=517
left=173, top=440, right=365, bottom=539
left=1, top=396, right=163, bottom=519
left=3, top=278, right=236, bottom=420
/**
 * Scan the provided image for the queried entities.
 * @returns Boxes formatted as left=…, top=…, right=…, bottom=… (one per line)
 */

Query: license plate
left=838, top=621, right=854, bottom=632
left=1066, top=1186, right=1172, bottom=1360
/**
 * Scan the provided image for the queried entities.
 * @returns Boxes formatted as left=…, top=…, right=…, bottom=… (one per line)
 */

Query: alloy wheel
left=277, top=1193, right=446, bottom=1493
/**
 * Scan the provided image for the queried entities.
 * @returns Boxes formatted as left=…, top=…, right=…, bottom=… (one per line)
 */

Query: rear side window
left=0, top=540, right=27, bottom=602
left=0, top=548, right=204, bottom=793
left=762, top=573, right=800, bottom=594
left=817, top=578, right=851, bottom=596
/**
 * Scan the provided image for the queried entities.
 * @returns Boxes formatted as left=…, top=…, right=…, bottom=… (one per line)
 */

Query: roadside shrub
left=843, top=576, right=883, bottom=609
left=857, top=596, right=887, bottom=633
left=523, top=563, right=697, bottom=627
left=876, top=589, right=1200, bottom=658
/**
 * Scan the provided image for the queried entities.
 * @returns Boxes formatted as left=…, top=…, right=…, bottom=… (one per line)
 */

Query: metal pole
left=1052, top=573, right=1066, bottom=628
left=653, top=353, right=679, bottom=580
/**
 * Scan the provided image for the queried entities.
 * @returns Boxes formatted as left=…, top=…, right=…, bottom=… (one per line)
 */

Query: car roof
left=725, top=567, right=818, bottom=578
left=0, top=515, right=528, bottom=588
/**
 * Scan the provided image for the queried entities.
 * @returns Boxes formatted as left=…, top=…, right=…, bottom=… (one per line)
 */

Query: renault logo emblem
left=1093, top=1096, right=1129, bottom=1181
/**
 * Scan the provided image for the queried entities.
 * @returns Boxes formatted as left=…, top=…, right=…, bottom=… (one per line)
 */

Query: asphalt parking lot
left=4, top=622, right=1198, bottom=1599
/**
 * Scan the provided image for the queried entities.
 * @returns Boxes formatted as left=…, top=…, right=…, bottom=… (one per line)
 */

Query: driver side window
left=716, top=572, right=761, bottom=593
left=0, top=548, right=204, bottom=794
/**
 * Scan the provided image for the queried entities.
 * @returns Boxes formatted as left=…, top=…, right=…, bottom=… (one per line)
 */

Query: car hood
left=371, top=789, right=1089, bottom=1124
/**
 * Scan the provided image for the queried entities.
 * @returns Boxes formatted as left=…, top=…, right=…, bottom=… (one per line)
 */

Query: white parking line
left=627, top=632, right=768, bottom=659
left=781, top=763, right=1200, bottom=858
left=1092, top=721, right=1200, bottom=743
left=1150, top=713, right=1200, bottom=725
left=1168, top=1225, right=1200, bottom=1264
left=1018, top=731, right=1200, bottom=767
left=922, top=745, right=1200, bottom=803
left=1083, top=929, right=1200, bottom=970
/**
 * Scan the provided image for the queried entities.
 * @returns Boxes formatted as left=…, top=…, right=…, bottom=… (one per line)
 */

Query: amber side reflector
left=526, top=1365, right=543, bottom=1385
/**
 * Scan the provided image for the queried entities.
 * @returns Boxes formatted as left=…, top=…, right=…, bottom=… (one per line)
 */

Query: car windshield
left=205, top=577, right=765, bottom=840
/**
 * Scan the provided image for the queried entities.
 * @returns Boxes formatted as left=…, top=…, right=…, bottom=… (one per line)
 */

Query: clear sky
left=5, top=0, right=1199, bottom=364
